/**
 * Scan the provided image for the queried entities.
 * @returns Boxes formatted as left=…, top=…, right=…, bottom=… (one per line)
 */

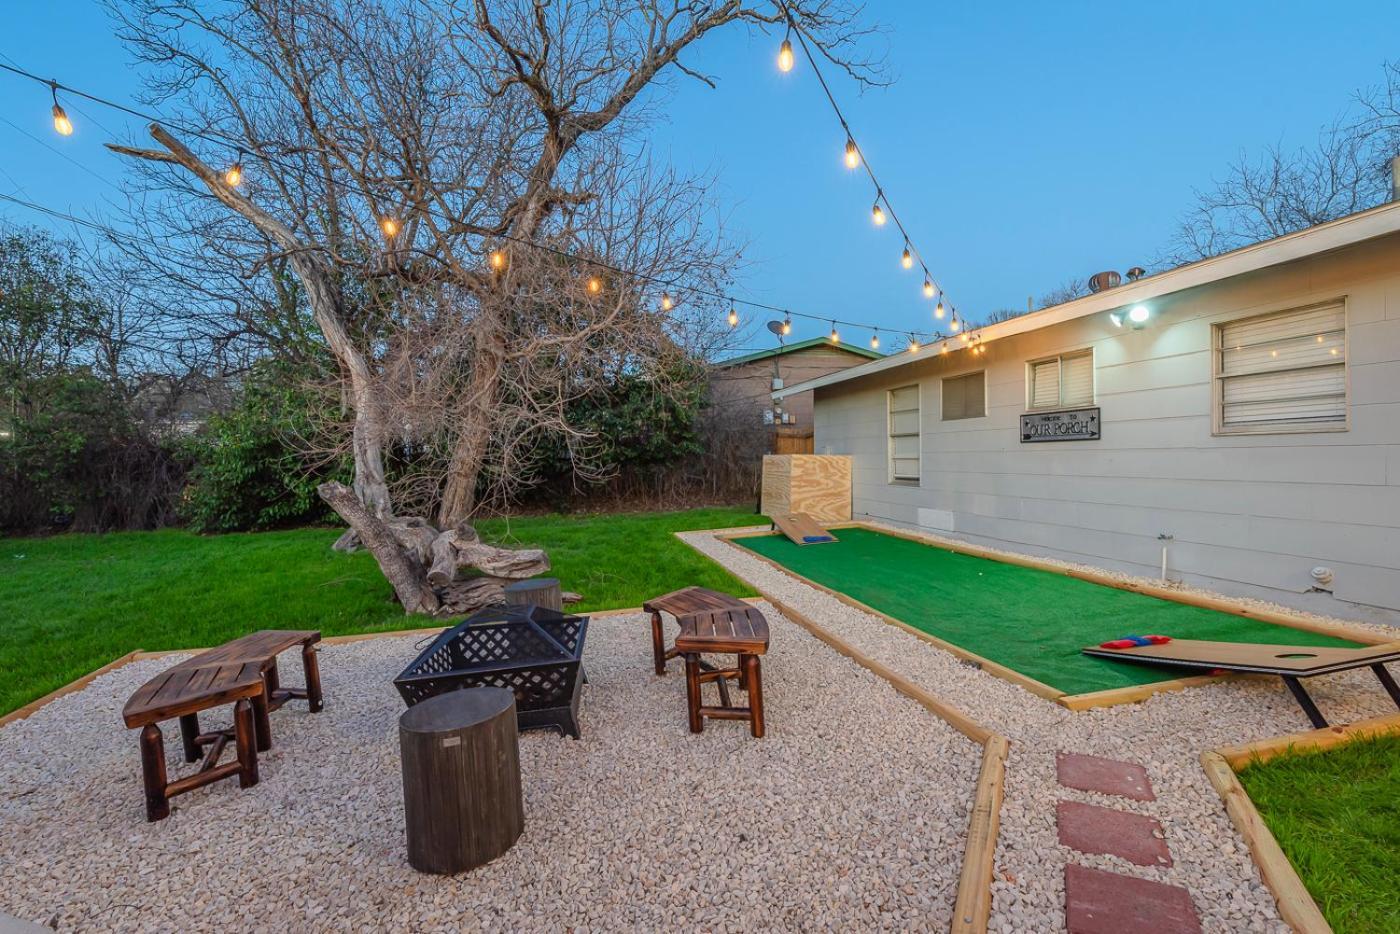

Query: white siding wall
left=813, top=234, right=1400, bottom=623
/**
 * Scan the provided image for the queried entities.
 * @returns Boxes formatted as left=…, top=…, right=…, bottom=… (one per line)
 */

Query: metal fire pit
left=394, top=604, right=588, bottom=739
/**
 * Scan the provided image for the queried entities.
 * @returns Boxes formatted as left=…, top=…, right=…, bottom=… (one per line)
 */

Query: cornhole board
left=1083, top=638, right=1400, bottom=728
left=772, top=513, right=838, bottom=546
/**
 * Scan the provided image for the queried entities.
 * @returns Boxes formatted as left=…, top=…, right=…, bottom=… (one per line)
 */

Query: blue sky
left=1, top=1, right=1395, bottom=351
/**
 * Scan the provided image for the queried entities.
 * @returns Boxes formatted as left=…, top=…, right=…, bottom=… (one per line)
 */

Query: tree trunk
left=318, top=482, right=440, bottom=615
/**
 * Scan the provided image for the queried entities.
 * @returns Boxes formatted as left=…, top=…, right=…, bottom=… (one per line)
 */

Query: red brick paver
left=1057, top=800, right=1172, bottom=867
left=1057, top=751, right=1155, bottom=801
left=1065, top=863, right=1201, bottom=934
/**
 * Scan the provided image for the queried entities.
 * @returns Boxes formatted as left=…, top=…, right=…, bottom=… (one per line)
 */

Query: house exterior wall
left=712, top=344, right=878, bottom=430
left=812, top=233, right=1400, bottom=623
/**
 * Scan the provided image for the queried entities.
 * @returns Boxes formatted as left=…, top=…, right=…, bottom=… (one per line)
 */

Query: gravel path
left=0, top=604, right=978, bottom=932
left=682, top=528, right=1400, bottom=933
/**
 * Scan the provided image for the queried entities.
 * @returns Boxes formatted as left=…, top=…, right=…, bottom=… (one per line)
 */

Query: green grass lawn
left=1238, top=735, right=1400, bottom=934
left=0, top=505, right=759, bottom=716
left=736, top=527, right=1360, bottom=695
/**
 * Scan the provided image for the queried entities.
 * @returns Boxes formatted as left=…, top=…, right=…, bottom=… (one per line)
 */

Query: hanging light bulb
left=586, top=275, right=603, bottom=295
left=50, top=84, right=72, bottom=136
left=949, top=313, right=961, bottom=333
left=901, top=245, right=913, bottom=270
left=870, top=329, right=880, bottom=350
left=660, top=292, right=674, bottom=311
left=934, top=298, right=945, bottom=319
left=379, top=216, right=400, bottom=239
left=224, top=160, right=243, bottom=187
left=489, top=249, right=507, bottom=271
left=908, top=335, right=920, bottom=354
left=727, top=307, right=739, bottom=328
left=829, top=320, right=840, bottom=344
left=781, top=314, right=792, bottom=336
left=778, top=36, right=795, bottom=73
left=940, top=343, right=950, bottom=355
left=844, top=138, right=860, bottom=170
left=871, top=200, right=886, bottom=226
left=923, top=278, right=935, bottom=299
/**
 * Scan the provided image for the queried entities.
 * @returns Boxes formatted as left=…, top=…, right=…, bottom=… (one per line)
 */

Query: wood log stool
left=399, top=687, right=524, bottom=874
left=503, top=577, right=563, bottom=612
left=674, top=606, right=770, bottom=738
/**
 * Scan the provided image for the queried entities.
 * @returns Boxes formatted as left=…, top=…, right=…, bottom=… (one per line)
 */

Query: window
left=1027, top=350, right=1094, bottom=410
left=942, top=371, right=986, bottom=421
left=887, top=385, right=920, bottom=482
left=1214, top=302, right=1346, bottom=434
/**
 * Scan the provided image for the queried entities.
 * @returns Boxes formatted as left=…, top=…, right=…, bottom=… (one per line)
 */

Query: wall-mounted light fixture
left=1109, top=305, right=1151, bottom=329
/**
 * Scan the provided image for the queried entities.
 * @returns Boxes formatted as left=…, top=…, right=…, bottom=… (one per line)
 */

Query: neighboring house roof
left=716, top=336, right=885, bottom=369
left=773, top=197, right=1400, bottom=400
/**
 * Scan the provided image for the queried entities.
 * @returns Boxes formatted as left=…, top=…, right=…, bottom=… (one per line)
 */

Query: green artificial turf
left=0, top=505, right=758, bottom=716
left=736, top=527, right=1360, bottom=695
left=1238, top=735, right=1400, bottom=934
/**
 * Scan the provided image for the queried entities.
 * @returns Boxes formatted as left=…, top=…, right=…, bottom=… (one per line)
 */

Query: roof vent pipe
left=1088, top=271, right=1121, bottom=293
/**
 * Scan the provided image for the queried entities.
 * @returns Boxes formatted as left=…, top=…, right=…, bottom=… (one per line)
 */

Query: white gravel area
left=0, top=604, right=978, bottom=932
left=683, top=528, right=1400, bottom=934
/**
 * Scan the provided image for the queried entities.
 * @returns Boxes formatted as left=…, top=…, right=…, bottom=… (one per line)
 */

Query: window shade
left=942, top=371, right=986, bottom=420
left=1060, top=352, right=1094, bottom=407
left=1218, top=303, right=1346, bottom=431
left=1029, top=359, right=1060, bottom=409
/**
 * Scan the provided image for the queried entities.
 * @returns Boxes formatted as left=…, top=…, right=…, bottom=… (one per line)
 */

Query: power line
left=0, top=52, right=974, bottom=353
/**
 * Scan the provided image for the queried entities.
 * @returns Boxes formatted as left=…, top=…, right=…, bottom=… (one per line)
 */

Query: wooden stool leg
left=651, top=612, right=667, bottom=675
left=234, top=699, right=259, bottom=789
left=743, top=654, right=765, bottom=739
left=178, top=713, right=201, bottom=763
left=139, top=724, right=170, bottom=821
left=303, top=641, right=324, bottom=712
left=684, top=654, right=704, bottom=733
left=251, top=689, right=273, bottom=752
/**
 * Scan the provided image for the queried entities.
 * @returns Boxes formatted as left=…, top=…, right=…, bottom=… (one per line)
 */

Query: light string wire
left=0, top=53, right=971, bottom=353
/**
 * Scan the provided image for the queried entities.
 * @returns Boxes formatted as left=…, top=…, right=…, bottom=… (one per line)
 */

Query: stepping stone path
left=1055, top=752, right=1203, bottom=934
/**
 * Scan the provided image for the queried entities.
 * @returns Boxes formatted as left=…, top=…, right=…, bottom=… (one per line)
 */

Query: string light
left=727, top=307, right=739, bottom=328
left=940, top=343, right=950, bottom=354
left=489, top=249, right=507, bottom=271
left=871, top=200, right=886, bottom=226
left=901, top=245, right=913, bottom=269
left=949, top=312, right=961, bottom=333
left=778, top=36, right=795, bottom=73
left=660, top=292, right=674, bottom=311
left=781, top=314, right=792, bottom=336
left=870, top=328, right=880, bottom=350
left=586, top=275, right=603, bottom=295
left=907, top=335, right=920, bottom=354
left=379, top=216, right=400, bottom=239
left=49, top=83, right=72, bottom=136
left=844, top=138, right=860, bottom=169
left=923, top=278, right=934, bottom=299
left=934, top=298, right=945, bottom=319
left=829, top=320, right=840, bottom=344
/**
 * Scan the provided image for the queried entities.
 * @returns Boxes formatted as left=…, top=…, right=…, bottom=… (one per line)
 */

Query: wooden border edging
left=1201, top=714, right=1400, bottom=934
left=0, top=650, right=144, bottom=728
left=755, top=590, right=1006, bottom=933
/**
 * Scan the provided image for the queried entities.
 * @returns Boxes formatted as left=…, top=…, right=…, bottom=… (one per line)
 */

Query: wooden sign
left=1020, top=407, right=1100, bottom=443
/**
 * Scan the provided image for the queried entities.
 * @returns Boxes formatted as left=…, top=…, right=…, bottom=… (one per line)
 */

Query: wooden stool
left=674, top=606, right=770, bottom=738
left=643, top=586, right=754, bottom=676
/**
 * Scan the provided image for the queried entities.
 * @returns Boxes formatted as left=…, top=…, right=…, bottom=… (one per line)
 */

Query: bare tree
left=105, top=0, right=881, bottom=614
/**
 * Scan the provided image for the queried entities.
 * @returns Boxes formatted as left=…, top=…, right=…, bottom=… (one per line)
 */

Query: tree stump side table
left=399, top=687, right=524, bottom=874
left=503, top=577, right=564, bottom=612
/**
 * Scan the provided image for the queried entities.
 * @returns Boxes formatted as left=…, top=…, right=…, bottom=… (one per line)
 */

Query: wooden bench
left=122, top=630, right=323, bottom=821
left=674, top=607, right=770, bottom=737
left=643, top=586, right=753, bottom=676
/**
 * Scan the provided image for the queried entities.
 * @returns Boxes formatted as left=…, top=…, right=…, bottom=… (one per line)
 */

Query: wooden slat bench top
left=121, top=630, right=321, bottom=728
left=643, top=586, right=750, bottom=617
left=674, top=607, right=769, bottom=656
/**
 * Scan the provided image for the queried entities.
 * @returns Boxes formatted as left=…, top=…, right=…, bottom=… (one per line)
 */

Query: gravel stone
left=0, top=604, right=978, bottom=931
left=681, top=526, right=1400, bottom=933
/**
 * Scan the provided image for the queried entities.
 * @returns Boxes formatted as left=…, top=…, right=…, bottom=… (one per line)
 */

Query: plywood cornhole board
left=773, top=513, right=838, bottom=546
left=761, top=454, right=851, bottom=524
left=1083, top=638, right=1400, bottom=728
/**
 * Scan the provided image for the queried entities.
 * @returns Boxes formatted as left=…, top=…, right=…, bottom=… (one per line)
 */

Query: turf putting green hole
left=735, top=527, right=1361, bottom=697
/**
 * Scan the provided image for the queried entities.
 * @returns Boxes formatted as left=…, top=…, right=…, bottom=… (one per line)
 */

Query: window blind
left=942, top=371, right=986, bottom=420
left=1218, top=303, right=1346, bottom=431
left=1028, top=350, right=1094, bottom=410
left=888, top=385, right=920, bottom=481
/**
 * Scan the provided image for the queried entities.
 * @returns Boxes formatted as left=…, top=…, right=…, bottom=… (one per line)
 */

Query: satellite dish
left=765, top=320, right=786, bottom=337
